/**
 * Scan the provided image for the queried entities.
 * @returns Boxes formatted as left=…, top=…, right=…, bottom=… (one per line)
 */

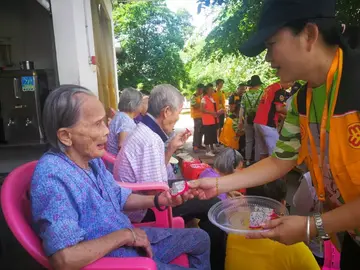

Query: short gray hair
left=118, top=87, right=143, bottom=112
left=43, top=84, right=95, bottom=152
left=147, top=84, right=184, bottom=118
left=214, top=148, right=244, bottom=175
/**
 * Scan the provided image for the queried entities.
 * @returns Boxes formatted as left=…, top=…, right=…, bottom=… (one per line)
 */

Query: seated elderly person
left=107, top=88, right=143, bottom=155
left=114, top=84, right=226, bottom=270
left=199, top=148, right=245, bottom=200
left=31, top=85, right=211, bottom=270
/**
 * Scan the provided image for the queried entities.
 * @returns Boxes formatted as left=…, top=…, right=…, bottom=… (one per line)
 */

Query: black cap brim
left=239, top=23, right=285, bottom=57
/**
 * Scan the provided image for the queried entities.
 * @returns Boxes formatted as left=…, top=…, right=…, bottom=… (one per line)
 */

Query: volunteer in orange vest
left=191, top=84, right=205, bottom=152
left=189, top=0, right=360, bottom=268
left=213, top=79, right=226, bottom=139
left=201, top=83, right=219, bottom=157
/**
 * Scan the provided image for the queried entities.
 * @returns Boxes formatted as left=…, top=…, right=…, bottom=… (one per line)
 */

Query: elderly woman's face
left=61, top=95, right=109, bottom=159
left=140, top=97, right=149, bottom=115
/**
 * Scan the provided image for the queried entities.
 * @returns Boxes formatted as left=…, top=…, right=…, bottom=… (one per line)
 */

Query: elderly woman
left=199, top=148, right=244, bottom=199
left=30, top=85, right=210, bottom=270
left=107, top=88, right=143, bottom=155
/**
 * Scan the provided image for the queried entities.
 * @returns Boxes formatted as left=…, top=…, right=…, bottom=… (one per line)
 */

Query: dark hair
left=238, top=82, right=247, bottom=87
left=286, top=18, right=360, bottom=49
left=246, top=179, right=287, bottom=203
left=216, top=79, right=224, bottom=86
left=343, top=25, right=360, bottom=50
left=197, top=83, right=205, bottom=89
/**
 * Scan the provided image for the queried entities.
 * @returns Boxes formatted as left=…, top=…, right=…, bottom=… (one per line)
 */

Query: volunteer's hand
left=188, top=178, right=218, bottom=199
left=246, top=215, right=310, bottom=245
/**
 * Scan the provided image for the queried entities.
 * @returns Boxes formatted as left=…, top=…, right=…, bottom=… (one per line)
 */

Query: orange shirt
left=212, top=90, right=226, bottom=111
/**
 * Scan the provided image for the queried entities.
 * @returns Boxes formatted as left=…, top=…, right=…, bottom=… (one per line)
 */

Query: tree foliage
left=197, top=0, right=360, bottom=60
left=113, top=0, right=194, bottom=92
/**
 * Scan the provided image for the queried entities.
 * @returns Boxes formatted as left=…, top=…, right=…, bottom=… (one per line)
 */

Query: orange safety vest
left=202, top=95, right=217, bottom=126
left=191, top=95, right=202, bottom=119
left=296, top=47, right=360, bottom=205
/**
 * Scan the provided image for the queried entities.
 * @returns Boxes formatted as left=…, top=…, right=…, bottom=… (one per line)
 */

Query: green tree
left=197, top=0, right=360, bottom=59
left=113, top=0, right=194, bottom=91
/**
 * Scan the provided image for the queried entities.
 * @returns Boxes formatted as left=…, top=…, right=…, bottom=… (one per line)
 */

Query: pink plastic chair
left=322, top=241, right=340, bottom=270
left=102, top=151, right=189, bottom=266
left=1, top=161, right=188, bottom=269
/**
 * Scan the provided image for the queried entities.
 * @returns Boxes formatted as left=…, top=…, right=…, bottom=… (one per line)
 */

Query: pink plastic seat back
left=1, top=161, right=188, bottom=269
left=322, top=241, right=340, bottom=270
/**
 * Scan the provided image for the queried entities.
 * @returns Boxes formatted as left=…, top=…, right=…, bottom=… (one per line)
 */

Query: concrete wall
left=51, top=0, right=98, bottom=95
left=0, top=0, right=55, bottom=70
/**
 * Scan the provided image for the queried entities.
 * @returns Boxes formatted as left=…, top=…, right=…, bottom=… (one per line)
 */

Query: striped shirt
left=114, top=123, right=168, bottom=222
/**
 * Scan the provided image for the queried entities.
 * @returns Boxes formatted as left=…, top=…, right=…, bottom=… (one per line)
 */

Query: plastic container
left=208, top=196, right=289, bottom=234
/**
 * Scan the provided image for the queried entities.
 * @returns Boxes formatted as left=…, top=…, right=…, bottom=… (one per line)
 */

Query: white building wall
left=51, top=0, right=98, bottom=96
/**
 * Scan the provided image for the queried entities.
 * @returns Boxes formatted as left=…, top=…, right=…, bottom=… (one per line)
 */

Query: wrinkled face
left=265, top=25, right=318, bottom=83
left=161, top=103, right=183, bottom=135
left=58, top=94, right=109, bottom=160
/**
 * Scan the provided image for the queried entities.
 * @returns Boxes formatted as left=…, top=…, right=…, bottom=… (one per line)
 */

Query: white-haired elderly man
left=114, top=84, right=226, bottom=270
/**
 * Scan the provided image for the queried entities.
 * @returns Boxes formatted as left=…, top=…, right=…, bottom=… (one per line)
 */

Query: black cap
left=239, top=0, right=336, bottom=57
left=249, top=75, right=263, bottom=87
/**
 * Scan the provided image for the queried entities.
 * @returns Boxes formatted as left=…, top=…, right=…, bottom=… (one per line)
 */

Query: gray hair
left=118, top=87, right=143, bottom=112
left=214, top=148, right=244, bottom=175
left=147, top=84, right=184, bottom=118
left=43, top=84, right=95, bottom=152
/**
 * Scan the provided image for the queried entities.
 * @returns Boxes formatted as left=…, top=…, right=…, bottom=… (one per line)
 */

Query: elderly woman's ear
left=57, top=128, right=72, bottom=147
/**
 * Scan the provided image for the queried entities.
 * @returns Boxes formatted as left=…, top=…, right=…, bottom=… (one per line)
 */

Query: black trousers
left=143, top=197, right=226, bottom=270
left=340, top=233, right=360, bottom=269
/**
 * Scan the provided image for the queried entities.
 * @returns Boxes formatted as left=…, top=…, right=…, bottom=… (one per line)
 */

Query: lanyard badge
left=305, top=48, right=343, bottom=202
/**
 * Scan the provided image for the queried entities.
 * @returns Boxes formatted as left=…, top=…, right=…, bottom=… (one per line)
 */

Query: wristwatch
left=313, top=213, right=331, bottom=241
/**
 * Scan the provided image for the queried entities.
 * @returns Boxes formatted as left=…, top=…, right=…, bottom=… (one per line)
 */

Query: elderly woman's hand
left=246, top=215, right=310, bottom=246
left=126, top=228, right=153, bottom=258
left=158, top=190, right=194, bottom=207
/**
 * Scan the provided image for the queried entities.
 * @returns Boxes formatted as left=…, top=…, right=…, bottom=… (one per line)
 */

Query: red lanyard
left=305, top=48, right=343, bottom=201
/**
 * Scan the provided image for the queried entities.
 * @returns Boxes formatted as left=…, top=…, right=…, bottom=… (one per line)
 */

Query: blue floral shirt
left=107, top=112, right=137, bottom=155
left=30, top=151, right=171, bottom=257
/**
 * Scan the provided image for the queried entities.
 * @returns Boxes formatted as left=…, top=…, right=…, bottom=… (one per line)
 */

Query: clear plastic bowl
left=208, top=195, right=289, bottom=234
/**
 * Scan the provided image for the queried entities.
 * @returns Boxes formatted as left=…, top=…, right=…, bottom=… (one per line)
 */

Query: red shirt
left=254, top=83, right=286, bottom=128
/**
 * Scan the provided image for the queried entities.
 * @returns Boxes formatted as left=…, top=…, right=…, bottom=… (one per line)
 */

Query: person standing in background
left=191, top=84, right=205, bottom=152
left=229, top=83, right=247, bottom=156
left=229, top=83, right=246, bottom=118
left=253, top=81, right=287, bottom=161
left=202, top=84, right=219, bottom=157
left=238, top=76, right=264, bottom=166
left=213, top=79, right=226, bottom=142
